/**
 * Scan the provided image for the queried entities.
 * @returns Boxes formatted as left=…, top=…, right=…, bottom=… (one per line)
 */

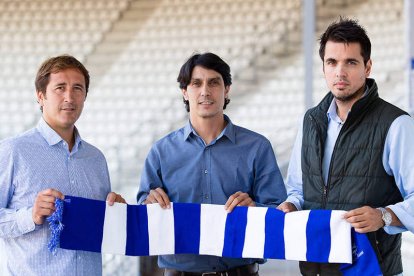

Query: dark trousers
left=164, top=263, right=259, bottom=276
left=299, top=261, right=342, bottom=276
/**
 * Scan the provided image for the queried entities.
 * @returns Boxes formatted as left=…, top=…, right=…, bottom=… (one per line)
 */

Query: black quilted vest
left=301, top=78, right=406, bottom=275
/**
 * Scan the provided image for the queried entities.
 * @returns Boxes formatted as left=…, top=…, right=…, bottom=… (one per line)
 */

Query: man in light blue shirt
left=137, top=53, right=287, bottom=275
left=0, top=55, right=125, bottom=275
left=278, top=19, right=414, bottom=275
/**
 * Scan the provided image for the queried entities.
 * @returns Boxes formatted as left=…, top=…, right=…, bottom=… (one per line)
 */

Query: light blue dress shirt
left=137, top=115, right=286, bottom=272
left=0, top=118, right=111, bottom=276
left=286, top=99, right=414, bottom=235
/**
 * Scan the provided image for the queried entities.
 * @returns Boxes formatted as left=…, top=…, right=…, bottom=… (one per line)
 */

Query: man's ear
left=36, top=91, right=45, bottom=106
left=365, top=59, right=372, bottom=77
left=224, top=86, right=230, bottom=97
left=182, top=89, right=188, bottom=100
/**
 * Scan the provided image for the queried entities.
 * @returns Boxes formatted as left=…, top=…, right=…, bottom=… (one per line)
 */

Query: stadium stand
left=0, top=0, right=412, bottom=275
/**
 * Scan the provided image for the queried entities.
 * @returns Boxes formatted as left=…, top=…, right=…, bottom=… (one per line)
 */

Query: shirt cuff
left=285, top=196, right=303, bottom=211
left=383, top=225, right=406, bottom=235
left=384, top=205, right=409, bottom=234
left=16, top=207, right=36, bottom=235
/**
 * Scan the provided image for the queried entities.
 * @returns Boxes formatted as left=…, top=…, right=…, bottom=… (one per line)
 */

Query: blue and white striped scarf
left=48, top=196, right=382, bottom=275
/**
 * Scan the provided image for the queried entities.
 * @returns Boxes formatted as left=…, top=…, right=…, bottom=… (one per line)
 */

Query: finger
left=344, top=208, right=363, bottom=218
left=345, top=214, right=360, bottom=223
left=106, top=192, right=117, bottom=206
left=237, top=193, right=255, bottom=206
left=277, top=203, right=293, bottom=213
left=354, top=225, right=372, bottom=233
left=150, top=188, right=171, bottom=209
left=36, top=201, right=56, bottom=211
left=33, top=200, right=56, bottom=218
left=155, top=188, right=170, bottom=208
left=32, top=206, right=56, bottom=224
left=350, top=220, right=369, bottom=229
left=35, top=194, right=61, bottom=206
left=345, top=206, right=374, bottom=219
left=224, top=191, right=242, bottom=209
left=237, top=196, right=253, bottom=207
left=144, top=193, right=160, bottom=205
left=276, top=205, right=284, bottom=212
left=344, top=210, right=367, bottom=220
left=143, top=196, right=153, bottom=204
left=225, top=197, right=240, bottom=213
left=40, top=189, right=64, bottom=200
left=116, top=194, right=126, bottom=204
left=34, top=207, right=56, bottom=217
left=149, top=190, right=166, bottom=208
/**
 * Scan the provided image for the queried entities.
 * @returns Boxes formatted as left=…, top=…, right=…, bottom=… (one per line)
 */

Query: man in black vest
left=278, top=18, right=414, bottom=275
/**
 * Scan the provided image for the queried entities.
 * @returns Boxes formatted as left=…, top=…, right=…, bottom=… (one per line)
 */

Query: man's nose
left=335, top=64, right=346, bottom=78
left=200, top=84, right=211, bottom=96
left=64, top=89, right=75, bottom=102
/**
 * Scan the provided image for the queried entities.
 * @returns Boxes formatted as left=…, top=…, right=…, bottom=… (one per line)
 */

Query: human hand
left=143, top=187, right=171, bottom=209
left=277, top=202, right=298, bottom=213
left=224, top=191, right=255, bottom=213
left=32, top=188, right=64, bottom=225
left=344, top=206, right=384, bottom=233
left=106, top=192, right=127, bottom=206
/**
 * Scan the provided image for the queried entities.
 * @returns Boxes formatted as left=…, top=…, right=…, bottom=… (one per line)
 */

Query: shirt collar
left=222, top=115, right=236, bottom=144
left=36, top=117, right=82, bottom=148
left=183, top=114, right=236, bottom=144
left=326, top=99, right=343, bottom=124
left=326, top=86, right=369, bottom=124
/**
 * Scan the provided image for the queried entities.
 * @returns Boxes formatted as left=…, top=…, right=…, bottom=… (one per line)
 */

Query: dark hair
left=319, top=18, right=371, bottom=65
left=35, top=55, right=90, bottom=95
left=177, top=52, right=232, bottom=112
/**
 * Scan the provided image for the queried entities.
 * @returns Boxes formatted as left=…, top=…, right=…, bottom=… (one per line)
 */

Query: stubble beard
left=333, top=85, right=365, bottom=103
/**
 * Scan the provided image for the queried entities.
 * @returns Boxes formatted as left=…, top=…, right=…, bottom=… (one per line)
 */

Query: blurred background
left=0, top=0, right=413, bottom=274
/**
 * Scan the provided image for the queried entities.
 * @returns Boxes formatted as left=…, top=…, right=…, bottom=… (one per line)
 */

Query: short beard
left=334, top=85, right=365, bottom=103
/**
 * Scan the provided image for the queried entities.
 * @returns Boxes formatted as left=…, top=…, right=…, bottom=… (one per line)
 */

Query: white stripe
left=199, top=204, right=227, bottom=256
left=329, top=210, right=352, bottom=263
left=147, top=203, right=175, bottom=255
left=101, top=202, right=127, bottom=254
left=242, top=207, right=267, bottom=258
left=284, top=210, right=310, bottom=261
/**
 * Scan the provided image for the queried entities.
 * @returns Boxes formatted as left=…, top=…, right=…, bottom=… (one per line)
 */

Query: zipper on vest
left=323, top=116, right=347, bottom=209
left=322, top=186, right=327, bottom=206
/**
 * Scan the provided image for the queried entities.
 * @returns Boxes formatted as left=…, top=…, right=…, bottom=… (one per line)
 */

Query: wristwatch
left=377, top=207, right=392, bottom=227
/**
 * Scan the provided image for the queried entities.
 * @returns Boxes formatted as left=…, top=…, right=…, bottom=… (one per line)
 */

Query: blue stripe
left=173, top=203, right=200, bottom=254
left=306, top=210, right=331, bottom=262
left=60, top=195, right=105, bottom=252
left=125, top=204, right=149, bottom=256
left=264, top=208, right=285, bottom=259
left=222, top=206, right=248, bottom=258
left=411, top=58, right=414, bottom=70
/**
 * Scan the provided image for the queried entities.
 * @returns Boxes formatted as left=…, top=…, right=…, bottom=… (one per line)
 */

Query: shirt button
left=71, top=180, right=74, bottom=184
left=205, top=195, right=209, bottom=199
left=204, top=170, right=208, bottom=174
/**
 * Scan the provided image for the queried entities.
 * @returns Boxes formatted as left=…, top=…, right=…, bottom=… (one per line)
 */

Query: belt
left=164, top=263, right=259, bottom=276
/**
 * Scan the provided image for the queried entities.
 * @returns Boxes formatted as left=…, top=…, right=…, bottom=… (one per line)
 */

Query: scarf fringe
left=47, top=198, right=64, bottom=255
